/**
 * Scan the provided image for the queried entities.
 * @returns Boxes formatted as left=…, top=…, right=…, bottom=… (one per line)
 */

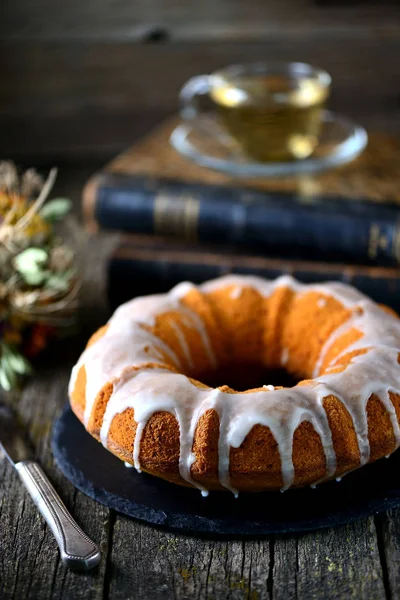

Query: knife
left=0, top=402, right=101, bottom=571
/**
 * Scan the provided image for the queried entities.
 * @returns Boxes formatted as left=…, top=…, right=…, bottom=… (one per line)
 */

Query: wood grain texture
left=96, top=119, right=400, bottom=204
left=2, top=39, right=399, bottom=117
left=275, top=520, right=386, bottom=599
left=1, top=36, right=400, bottom=159
left=0, top=165, right=116, bottom=600
left=106, top=517, right=386, bottom=600
left=108, top=517, right=274, bottom=600
left=1, top=0, right=399, bottom=41
left=377, top=511, right=400, bottom=599
left=0, top=379, right=109, bottom=600
left=1, top=165, right=400, bottom=599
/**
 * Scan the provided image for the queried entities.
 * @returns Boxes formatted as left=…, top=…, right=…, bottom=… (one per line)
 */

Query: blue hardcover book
left=85, top=172, right=400, bottom=266
left=83, top=121, right=400, bottom=266
left=108, top=235, right=400, bottom=311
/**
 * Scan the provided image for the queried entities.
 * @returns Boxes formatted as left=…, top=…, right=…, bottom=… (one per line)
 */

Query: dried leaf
left=40, top=198, right=72, bottom=222
left=14, top=248, right=48, bottom=285
left=0, top=162, right=18, bottom=193
left=49, top=246, right=74, bottom=272
left=0, top=345, right=32, bottom=388
left=0, top=356, right=17, bottom=390
left=21, top=168, right=44, bottom=198
left=20, top=270, right=50, bottom=286
left=45, top=269, right=74, bottom=292
left=3, top=346, right=32, bottom=375
left=0, top=368, right=11, bottom=391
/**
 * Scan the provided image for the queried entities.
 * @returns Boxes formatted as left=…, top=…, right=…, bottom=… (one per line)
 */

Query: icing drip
left=281, top=348, right=289, bottom=366
left=169, top=321, right=194, bottom=370
left=71, top=324, right=183, bottom=427
left=230, top=286, right=243, bottom=300
left=133, top=421, right=145, bottom=472
left=70, top=274, right=400, bottom=494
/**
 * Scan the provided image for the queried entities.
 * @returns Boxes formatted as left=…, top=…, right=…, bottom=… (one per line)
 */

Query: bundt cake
left=69, top=274, right=400, bottom=495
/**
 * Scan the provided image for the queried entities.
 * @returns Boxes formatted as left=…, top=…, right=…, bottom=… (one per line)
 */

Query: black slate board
left=52, top=404, right=400, bottom=535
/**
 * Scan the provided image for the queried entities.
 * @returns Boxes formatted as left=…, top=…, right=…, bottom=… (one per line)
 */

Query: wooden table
left=1, top=164, right=400, bottom=600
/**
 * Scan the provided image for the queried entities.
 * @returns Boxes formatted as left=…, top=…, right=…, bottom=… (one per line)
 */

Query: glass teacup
left=180, top=62, right=332, bottom=162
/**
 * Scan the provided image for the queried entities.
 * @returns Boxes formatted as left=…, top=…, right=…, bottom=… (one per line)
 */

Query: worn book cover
left=84, top=118, right=400, bottom=266
left=108, top=234, right=400, bottom=310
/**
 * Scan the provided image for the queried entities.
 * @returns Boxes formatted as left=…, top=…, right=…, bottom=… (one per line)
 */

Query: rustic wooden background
left=2, top=2, right=400, bottom=599
left=2, top=164, right=400, bottom=600
left=1, top=0, right=400, bottom=161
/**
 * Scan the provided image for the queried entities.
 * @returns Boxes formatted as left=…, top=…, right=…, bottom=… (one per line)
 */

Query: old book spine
left=107, top=241, right=400, bottom=311
left=84, top=173, right=400, bottom=266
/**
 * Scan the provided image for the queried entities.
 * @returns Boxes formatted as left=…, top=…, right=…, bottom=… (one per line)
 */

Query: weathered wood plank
left=108, top=517, right=387, bottom=600
left=1, top=113, right=170, bottom=162
left=274, top=519, right=386, bottom=600
left=108, top=516, right=274, bottom=599
left=2, top=39, right=399, bottom=117
left=0, top=165, right=117, bottom=600
left=376, top=510, right=400, bottom=599
left=2, top=37, right=400, bottom=159
left=0, top=375, right=110, bottom=600
left=1, top=0, right=399, bottom=41
left=0, top=165, right=396, bottom=600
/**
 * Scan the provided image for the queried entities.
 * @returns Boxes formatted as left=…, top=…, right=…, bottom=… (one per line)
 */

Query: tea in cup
left=180, top=62, right=331, bottom=162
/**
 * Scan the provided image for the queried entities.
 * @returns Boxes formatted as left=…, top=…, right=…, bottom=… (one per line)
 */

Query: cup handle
left=180, top=75, right=210, bottom=120
left=179, top=74, right=243, bottom=159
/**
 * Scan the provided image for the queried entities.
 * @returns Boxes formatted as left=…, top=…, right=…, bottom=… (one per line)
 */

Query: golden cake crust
left=69, top=276, right=400, bottom=493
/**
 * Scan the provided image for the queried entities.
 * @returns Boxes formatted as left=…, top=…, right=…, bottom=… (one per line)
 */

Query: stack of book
left=82, top=119, right=400, bottom=310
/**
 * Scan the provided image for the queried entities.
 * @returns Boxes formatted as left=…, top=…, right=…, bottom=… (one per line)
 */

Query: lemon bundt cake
left=69, top=275, right=400, bottom=495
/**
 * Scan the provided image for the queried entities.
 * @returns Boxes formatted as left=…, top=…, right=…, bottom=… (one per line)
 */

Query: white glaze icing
left=69, top=274, right=400, bottom=495
left=230, top=286, right=243, bottom=300
left=263, top=385, right=275, bottom=391
left=281, top=348, right=289, bottom=366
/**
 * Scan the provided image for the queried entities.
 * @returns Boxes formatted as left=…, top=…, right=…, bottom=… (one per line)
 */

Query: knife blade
left=0, top=402, right=101, bottom=571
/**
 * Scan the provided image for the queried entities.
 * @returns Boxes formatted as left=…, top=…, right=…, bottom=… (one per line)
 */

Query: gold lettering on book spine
left=369, top=222, right=400, bottom=264
left=154, top=193, right=200, bottom=240
left=368, top=223, right=389, bottom=260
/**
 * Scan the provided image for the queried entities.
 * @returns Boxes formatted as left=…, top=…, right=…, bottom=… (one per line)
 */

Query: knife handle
left=15, top=460, right=101, bottom=570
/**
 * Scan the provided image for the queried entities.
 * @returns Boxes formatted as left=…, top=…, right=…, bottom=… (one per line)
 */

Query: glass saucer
left=170, top=111, right=368, bottom=178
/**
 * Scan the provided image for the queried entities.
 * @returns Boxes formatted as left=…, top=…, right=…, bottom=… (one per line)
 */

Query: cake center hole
left=197, top=364, right=300, bottom=392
